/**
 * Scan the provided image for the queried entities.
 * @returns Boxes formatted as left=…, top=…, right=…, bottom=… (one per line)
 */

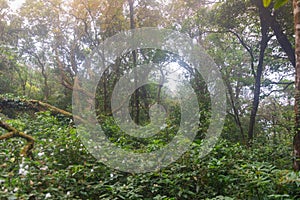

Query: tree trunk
left=248, top=3, right=270, bottom=145
left=41, top=66, right=49, bottom=101
left=128, top=0, right=139, bottom=124
left=293, top=0, right=300, bottom=171
left=225, top=78, right=245, bottom=143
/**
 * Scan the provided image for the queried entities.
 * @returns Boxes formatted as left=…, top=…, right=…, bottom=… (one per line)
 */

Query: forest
left=1, top=0, right=300, bottom=199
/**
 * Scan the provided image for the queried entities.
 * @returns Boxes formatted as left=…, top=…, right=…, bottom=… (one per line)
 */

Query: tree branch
left=0, top=121, right=35, bottom=157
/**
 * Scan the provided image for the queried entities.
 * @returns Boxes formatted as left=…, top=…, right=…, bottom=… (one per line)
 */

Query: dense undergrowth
left=0, top=112, right=300, bottom=199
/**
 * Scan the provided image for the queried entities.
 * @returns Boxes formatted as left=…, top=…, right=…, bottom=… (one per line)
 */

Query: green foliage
left=274, top=0, right=289, bottom=9
left=263, top=0, right=272, bottom=7
left=0, top=0, right=297, bottom=198
left=1, top=113, right=299, bottom=199
left=263, top=0, right=289, bottom=9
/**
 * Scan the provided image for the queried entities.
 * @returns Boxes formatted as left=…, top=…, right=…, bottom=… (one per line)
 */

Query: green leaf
left=274, top=0, right=288, bottom=9
left=263, top=0, right=272, bottom=7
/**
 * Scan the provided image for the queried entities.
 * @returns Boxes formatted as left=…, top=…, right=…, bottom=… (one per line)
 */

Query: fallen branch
left=0, top=97, right=86, bottom=158
left=0, top=120, right=35, bottom=157
left=0, top=97, right=84, bottom=122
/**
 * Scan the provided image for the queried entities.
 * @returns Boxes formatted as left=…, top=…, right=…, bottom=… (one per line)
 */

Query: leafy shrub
left=0, top=112, right=299, bottom=199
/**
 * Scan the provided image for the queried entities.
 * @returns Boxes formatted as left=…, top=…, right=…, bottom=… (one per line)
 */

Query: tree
left=263, top=0, right=300, bottom=171
left=293, top=0, right=300, bottom=171
left=205, top=0, right=293, bottom=146
left=0, top=0, right=29, bottom=96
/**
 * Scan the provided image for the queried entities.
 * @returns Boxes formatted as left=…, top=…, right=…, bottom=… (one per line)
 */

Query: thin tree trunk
left=293, top=0, right=300, bottom=171
left=41, top=65, right=49, bottom=101
left=225, top=79, right=245, bottom=143
left=248, top=4, right=270, bottom=145
left=128, top=0, right=139, bottom=124
left=103, top=70, right=108, bottom=113
left=33, top=54, right=49, bottom=101
left=157, top=66, right=165, bottom=104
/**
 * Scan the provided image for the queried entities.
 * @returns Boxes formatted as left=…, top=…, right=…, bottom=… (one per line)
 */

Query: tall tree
left=209, top=0, right=293, bottom=144
left=263, top=0, right=300, bottom=171
left=293, top=0, right=300, bottom=171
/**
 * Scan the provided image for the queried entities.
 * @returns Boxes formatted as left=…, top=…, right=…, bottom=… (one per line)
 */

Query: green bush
left=0, top=112, right=299, bottom=199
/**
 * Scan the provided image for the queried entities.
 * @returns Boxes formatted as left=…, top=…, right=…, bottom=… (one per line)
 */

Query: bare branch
left=0, top=121, right=35, bottom=157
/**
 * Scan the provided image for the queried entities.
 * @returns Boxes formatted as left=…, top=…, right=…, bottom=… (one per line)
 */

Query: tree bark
left=248, top=1, right=270, bottom=145
left=293, top=0, right=300, bottom=171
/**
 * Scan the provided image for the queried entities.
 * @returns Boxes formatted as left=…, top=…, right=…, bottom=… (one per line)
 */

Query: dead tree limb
left=0, top=97, right=84, bottom=122
left=0, top=120, right=35, bottom=157
left=0, top=97, right=86, bottom=158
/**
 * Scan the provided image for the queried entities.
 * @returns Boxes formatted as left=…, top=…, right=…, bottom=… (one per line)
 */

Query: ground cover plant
left=0, top=110, right=299, bottom=199
left=1, top=0, right=300, bottom=199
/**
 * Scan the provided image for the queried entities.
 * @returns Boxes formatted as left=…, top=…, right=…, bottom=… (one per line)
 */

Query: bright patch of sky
left=8, top=0, right=25, bottom=11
